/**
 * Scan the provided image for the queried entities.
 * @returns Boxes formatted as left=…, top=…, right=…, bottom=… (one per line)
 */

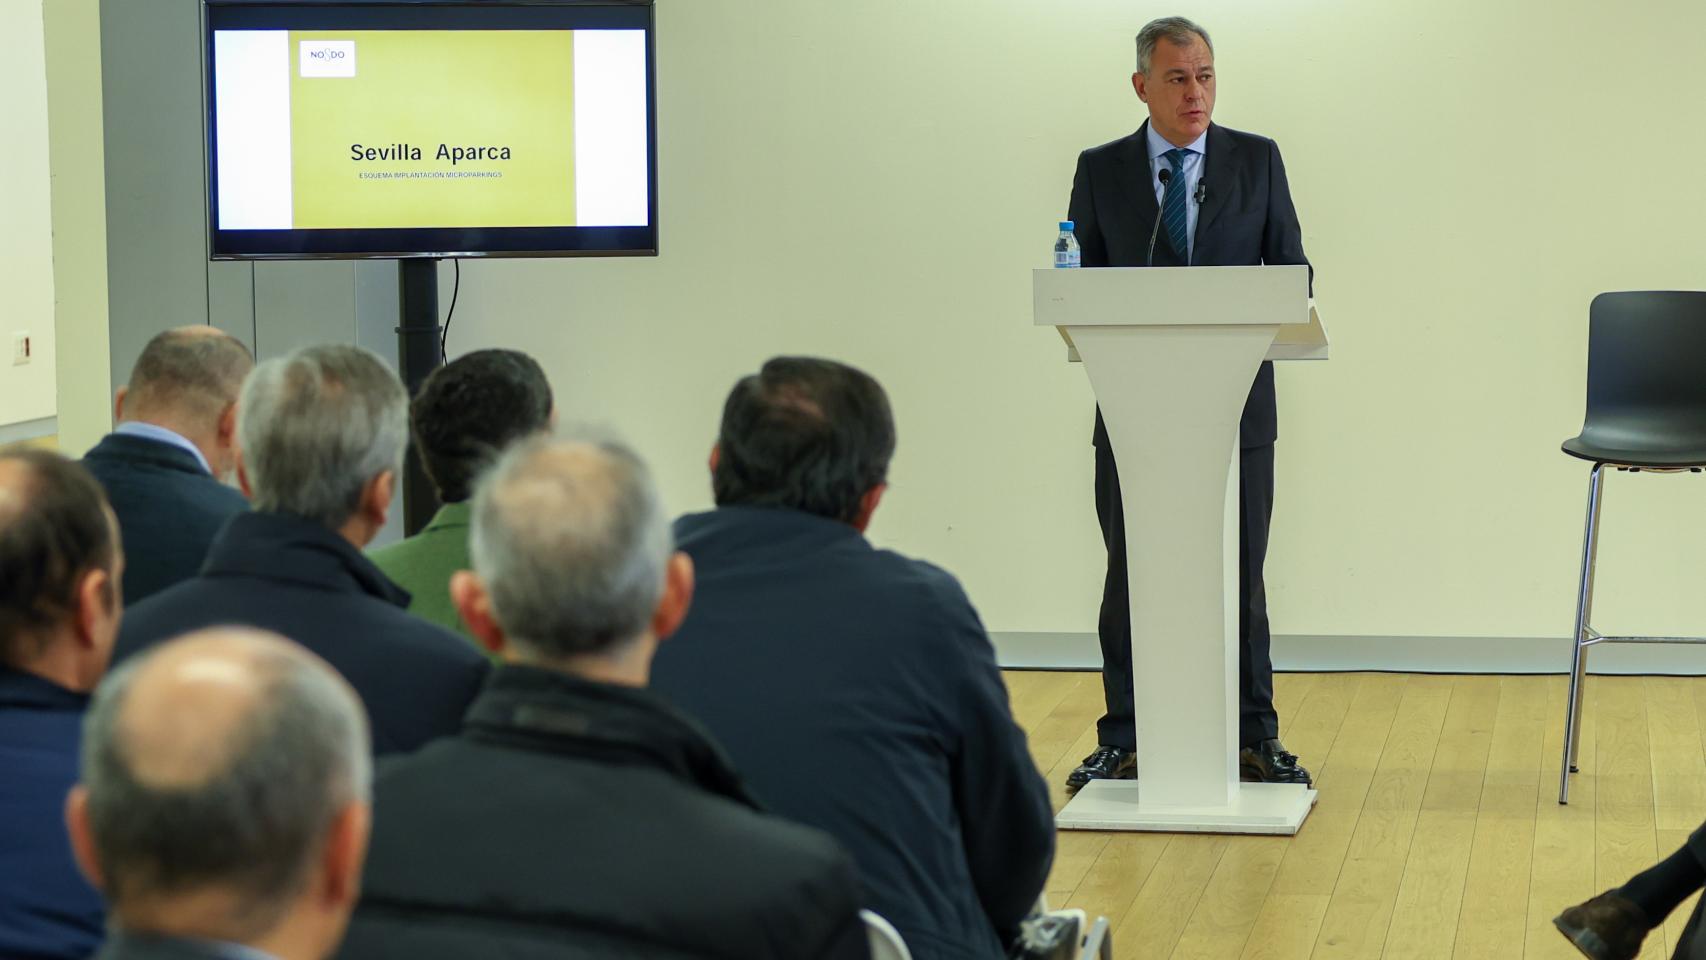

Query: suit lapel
left=1195, top=123, right=1238, bottom=245
left=1112, top=123, right=1160, bottom=250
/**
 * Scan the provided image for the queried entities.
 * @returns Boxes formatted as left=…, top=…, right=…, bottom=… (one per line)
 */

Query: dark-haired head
left=0, top=449, right=123, bottom=688
left=711, top=357, right=895, bottom=527
left=412, top=350, right=555, bottom=503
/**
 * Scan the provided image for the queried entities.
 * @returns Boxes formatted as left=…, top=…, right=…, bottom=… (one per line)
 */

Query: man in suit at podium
left=1065, top=16, right=1313, bottom=790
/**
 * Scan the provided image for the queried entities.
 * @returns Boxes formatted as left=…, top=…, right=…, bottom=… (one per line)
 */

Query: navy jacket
left=0, top=669, right=105, bottom=960
left=339, top=666, right=868, bottom=960
left=115, top=512, right=489, bottom=755
left=82, top=433, right=249, bottom=606
left=649, top=508, right=1054, bottom=960
left=1068, top=122, right=1312, bottom=449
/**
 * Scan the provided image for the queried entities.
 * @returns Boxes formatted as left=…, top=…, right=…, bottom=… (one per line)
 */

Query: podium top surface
left=1034, top=265, right=1310, bottom=329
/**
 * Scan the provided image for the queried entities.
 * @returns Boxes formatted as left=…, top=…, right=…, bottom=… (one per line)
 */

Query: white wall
left=1, top=0, right=58, bottom=433
left=434, top=0, right=1706, bottom=648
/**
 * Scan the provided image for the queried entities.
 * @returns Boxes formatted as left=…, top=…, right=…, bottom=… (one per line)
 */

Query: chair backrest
left=1580, top=292, right=1706, bottom=451
left=861, top=909, right=913, bottom=960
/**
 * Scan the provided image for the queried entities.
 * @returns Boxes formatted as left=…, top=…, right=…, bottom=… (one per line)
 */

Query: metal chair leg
left=1560, top=463, right=1605, bottom=805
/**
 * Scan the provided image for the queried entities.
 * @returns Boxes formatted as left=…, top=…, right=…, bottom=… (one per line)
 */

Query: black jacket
left=81, top=433, right=249, bottom=605
left=93, top=933, right=269, bottom=960
left=336, top=665, right=869, bottom=960
left=115, top=511, right=488, bottom=755
left=1068, top=122, right=1312, bottom=449
left=0, top=670, right=104, bottom=960
left=650, top=508, right=1055, bottom=960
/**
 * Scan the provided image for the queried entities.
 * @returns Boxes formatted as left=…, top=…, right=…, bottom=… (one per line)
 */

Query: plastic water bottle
left=1054, top=221, right=1080, bottom=268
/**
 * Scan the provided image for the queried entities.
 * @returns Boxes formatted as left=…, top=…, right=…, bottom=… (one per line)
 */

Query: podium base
left=1055, top=780, right=1318, bottom=835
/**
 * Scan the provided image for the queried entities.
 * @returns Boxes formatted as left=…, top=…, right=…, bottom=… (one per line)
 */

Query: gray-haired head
left=237, top=344, right=409, bottom=529
left=79, top=628, right=371, bottom=936
left=123, top=327, right=254, bottom=426
left=469, top=433, right=672, bottom=660
left=1136, top=16, right=1213, bottom=75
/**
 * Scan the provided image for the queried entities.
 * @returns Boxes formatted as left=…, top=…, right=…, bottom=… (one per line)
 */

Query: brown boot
left=1553, top=891, right=1651, bottom=960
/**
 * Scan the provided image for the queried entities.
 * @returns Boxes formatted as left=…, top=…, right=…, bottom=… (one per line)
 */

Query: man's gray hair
left=469, top=433, right=672, bottom=660
left=1136, top=16, right=1213, bottom=75
left=125, top=327, right=254, bottom=423
left=80, top=630, right=371, bottom=933
left=237, top=344, right=409, bottom=528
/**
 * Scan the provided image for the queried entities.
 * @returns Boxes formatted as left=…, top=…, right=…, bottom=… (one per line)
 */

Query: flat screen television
left=203, top=0, right=657, bottom=259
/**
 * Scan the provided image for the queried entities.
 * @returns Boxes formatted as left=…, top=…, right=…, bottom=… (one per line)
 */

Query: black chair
left=1558, top=291, right=1706, bottom=804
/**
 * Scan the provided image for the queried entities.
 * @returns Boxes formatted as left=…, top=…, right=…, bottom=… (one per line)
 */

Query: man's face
left=1132, top=36, right=1216, bottom=147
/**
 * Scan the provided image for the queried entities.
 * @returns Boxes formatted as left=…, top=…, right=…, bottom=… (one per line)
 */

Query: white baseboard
left=991, top=631, right=1706, bottom=676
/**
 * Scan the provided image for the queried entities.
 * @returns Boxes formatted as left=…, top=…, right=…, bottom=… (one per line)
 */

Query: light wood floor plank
left=1382, top=676, right=1501, bottom=959
left=1454, top=675, right=1547, bottom=960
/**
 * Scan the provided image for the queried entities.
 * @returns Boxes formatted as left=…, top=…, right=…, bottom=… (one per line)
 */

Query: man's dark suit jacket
left=0, top=669, right=104, bottom=960
left=93, top=933, right=274, bottom=960
left=115, top=511, right=489, bottom=755
left=1067, top=121, right=1311, bottom=449
left=337, top=665, right=868, bottom=960
left=82, top=433, right=249, bottom=606
left=650, top=507, right=1055, bottom=960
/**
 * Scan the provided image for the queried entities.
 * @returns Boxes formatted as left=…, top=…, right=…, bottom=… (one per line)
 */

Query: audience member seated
left=0, top=450, right=123, bottom=960
left=337, top=436, right=868, bottom=960
left=370, top=349, right=555, bottom=639
left=1556, top=834, right=1706, bottom=959
left=66, top=628, right=372, bottom=960
left=82, top=326, right=252, bottom=605
left=115, top=344, right=488, bottom=754
left=649, top=357, right=1056, bottom=960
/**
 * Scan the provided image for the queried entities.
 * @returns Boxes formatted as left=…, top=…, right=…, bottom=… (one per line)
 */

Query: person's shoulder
left=1080, top=129, right=1144, bottom=162
left=1213, top=123, right=1281, bottom=152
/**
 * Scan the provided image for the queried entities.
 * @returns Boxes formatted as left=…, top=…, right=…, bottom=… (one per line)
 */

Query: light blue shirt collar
left=1146, top=124, right=1208, bottom=163
left=114, top=421, right=212, bottom=475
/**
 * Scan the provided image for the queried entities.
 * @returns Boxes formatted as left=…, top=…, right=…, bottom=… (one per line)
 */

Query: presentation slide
left=213, top=28, right=649, bottom=231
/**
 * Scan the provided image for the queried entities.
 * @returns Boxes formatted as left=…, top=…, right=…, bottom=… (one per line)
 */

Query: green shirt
left=369, top=502, right=481, bottom=650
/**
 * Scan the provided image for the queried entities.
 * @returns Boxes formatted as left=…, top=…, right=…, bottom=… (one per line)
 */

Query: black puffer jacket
left=336, top=665, right=869, bottom=960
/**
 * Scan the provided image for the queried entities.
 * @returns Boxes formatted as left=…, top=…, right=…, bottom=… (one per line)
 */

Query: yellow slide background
left=289, top=30, right=575, bottom=229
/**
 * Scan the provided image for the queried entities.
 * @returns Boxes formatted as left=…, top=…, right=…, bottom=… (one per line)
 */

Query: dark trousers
left=1093, top=420, right=1279, bottom=750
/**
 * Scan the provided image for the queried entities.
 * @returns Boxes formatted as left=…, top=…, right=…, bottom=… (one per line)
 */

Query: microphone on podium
left=1145, top=168, right=1172, bottom=267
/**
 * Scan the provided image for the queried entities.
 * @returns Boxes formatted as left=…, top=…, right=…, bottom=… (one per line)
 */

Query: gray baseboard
left=992, top=631, right=1706, bottom=676
left=0, top=416, right=57, bottom=446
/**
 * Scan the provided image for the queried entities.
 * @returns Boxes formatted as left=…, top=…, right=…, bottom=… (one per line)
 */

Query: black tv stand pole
left=397, top=258, right=444, bottom=536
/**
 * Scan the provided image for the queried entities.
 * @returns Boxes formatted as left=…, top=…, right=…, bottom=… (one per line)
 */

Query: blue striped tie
left=1161, top=148, right=1190, bottom=262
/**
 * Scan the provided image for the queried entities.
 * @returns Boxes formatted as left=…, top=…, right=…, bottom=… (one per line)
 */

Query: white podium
left=1034, top=265, right=1327, bottom=835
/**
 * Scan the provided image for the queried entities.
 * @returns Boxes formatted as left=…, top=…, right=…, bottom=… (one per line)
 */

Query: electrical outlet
left=11, top=332, right=28, bottom=366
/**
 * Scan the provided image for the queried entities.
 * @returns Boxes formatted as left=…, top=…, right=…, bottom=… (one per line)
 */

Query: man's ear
left=65, top=787, right=106, bottom=893
left=1131, top=71, right=1148, bottom=102
left=320, top=801, right=371, bottom=910
left=651, top=552, right=695, bottom=642
left=236, top=452, right=254, bottom=499
left=112, top=386, right=128, bottom=424
left=707, top=444, right=720, bottom=476
left=366, top=470, right=396, bottom=528
left=851, top=484, right=887, bottom=534
left=216, top=402, right=239, bottom=450
left=451, top=570, right=505, bottom=656
left=73, top=567, right=114, bottom=651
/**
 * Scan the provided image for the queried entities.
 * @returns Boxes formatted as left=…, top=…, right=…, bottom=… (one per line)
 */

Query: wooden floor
left=1005, top=671, right=1706, bottom=960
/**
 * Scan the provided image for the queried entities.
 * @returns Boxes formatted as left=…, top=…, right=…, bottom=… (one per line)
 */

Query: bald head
left=78, top=628, right=370, bottom=935
left=468, top=435, right=673, bottom=661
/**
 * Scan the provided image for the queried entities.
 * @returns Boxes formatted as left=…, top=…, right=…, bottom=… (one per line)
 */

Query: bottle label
left=1055, top=250, right=1080, bottom=268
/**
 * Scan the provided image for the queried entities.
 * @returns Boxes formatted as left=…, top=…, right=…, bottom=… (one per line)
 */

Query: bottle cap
left=1059, top=221, right=1075, bottom=231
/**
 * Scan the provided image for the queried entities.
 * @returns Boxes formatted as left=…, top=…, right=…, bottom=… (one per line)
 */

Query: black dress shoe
left=1553, top=891, right=1649, bottom=960
left=1239, top=739, right=1312, bottom=785
left=1066, top=745, right=1136, bottom=791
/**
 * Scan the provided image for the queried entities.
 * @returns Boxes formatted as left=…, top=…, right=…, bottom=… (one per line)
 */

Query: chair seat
left=1562, top=436, right=1706, bottom=468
